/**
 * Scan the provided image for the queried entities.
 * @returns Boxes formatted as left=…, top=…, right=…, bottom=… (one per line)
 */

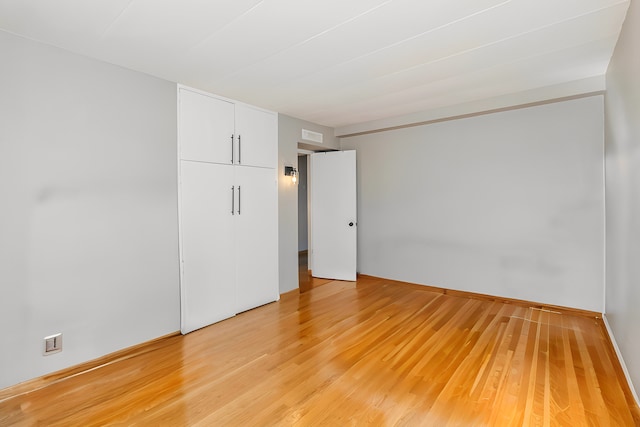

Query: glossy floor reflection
left=298, top=251, right=332, bottom=293
left=1, top=276, right=638, bottom=425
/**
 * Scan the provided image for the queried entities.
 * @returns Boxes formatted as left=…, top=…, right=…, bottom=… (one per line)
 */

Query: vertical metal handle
left=238, top=135, right=241, bottom=164
left=231, top=186, right=235, bottom=215
left=237, top=186, right=241, bottom=215
left=230, top=135, right=234, bottom=164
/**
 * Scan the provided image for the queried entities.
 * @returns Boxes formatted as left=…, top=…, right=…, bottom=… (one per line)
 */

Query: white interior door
left=310, top=151, right=357, bottom=281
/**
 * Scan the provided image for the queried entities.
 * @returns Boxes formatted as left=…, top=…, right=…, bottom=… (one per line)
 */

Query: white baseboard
left=602, top=314, right=640, bottom=406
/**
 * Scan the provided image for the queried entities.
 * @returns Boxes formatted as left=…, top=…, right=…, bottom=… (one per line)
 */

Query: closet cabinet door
left=179, top=88, right=234, bottom=164
left=235, top=104, right=277, bottom=169
left=235, top=167, right=278, bottom=313
left=179, top=160, right=236, bottom=333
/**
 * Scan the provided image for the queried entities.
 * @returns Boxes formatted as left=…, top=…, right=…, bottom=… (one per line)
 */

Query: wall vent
left=301, top=129, right=323, bottom=144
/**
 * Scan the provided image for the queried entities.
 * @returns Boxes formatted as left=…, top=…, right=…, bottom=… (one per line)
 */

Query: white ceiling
left=0, top=0, right=629, bottom=129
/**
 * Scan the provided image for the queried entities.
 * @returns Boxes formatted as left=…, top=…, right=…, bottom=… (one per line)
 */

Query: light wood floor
left=298, top=251, right=332, bottom=293
left=1, top=276, right=639, bottom=426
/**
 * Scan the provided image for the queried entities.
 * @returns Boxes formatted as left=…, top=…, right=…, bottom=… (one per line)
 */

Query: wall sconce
left=284, top=166, right=298, bottom=184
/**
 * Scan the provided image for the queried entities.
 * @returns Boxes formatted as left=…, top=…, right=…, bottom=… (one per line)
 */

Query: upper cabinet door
left=235, top=104, right=277, bottom=169
left=179, top=88, right=234, bottom=164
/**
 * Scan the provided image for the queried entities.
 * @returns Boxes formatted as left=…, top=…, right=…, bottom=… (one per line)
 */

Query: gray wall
left=0, top=31, right=179, bottom=389
left=278, top=114, right=338, bottom=293
left=341, top=96, right=605, bottom=312
left=604, top=0, right=640, bottom=399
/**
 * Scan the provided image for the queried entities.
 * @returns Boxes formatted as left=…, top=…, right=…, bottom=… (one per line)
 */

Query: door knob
left=349, top=222, right=354, bottom=227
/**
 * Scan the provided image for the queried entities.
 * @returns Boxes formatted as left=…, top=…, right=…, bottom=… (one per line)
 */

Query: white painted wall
left=341, top=96, right=605, bottom=312
left=0, top=31, right=179, bottom=389
left=278, top=114, right=338, bottom=293
left=604, top=0, right=640, bottom=399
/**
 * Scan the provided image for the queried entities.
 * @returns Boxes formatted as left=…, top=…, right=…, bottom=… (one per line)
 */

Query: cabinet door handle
left=238, top=135, right=242, bottom=164
left=237, top=186, right=241, bottom=215
left=230, top=135, right=234, bottom=164
left=231, top=186, right=235, bottom=215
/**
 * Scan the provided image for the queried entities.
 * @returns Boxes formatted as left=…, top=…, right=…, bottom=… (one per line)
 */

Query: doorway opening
left=297, top=150, right=333, bottom=292
left=297, top=153, right=310, bottom=288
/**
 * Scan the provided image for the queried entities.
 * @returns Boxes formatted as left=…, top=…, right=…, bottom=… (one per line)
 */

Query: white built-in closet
left=177, top=85, right=279, bottom=334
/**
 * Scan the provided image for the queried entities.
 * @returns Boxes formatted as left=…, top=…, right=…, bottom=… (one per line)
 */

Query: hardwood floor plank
left=1, top=276, right=639, bottom=426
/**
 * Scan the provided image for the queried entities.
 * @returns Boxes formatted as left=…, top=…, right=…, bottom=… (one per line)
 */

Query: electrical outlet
left=43, top=333, right=62, bottom=355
